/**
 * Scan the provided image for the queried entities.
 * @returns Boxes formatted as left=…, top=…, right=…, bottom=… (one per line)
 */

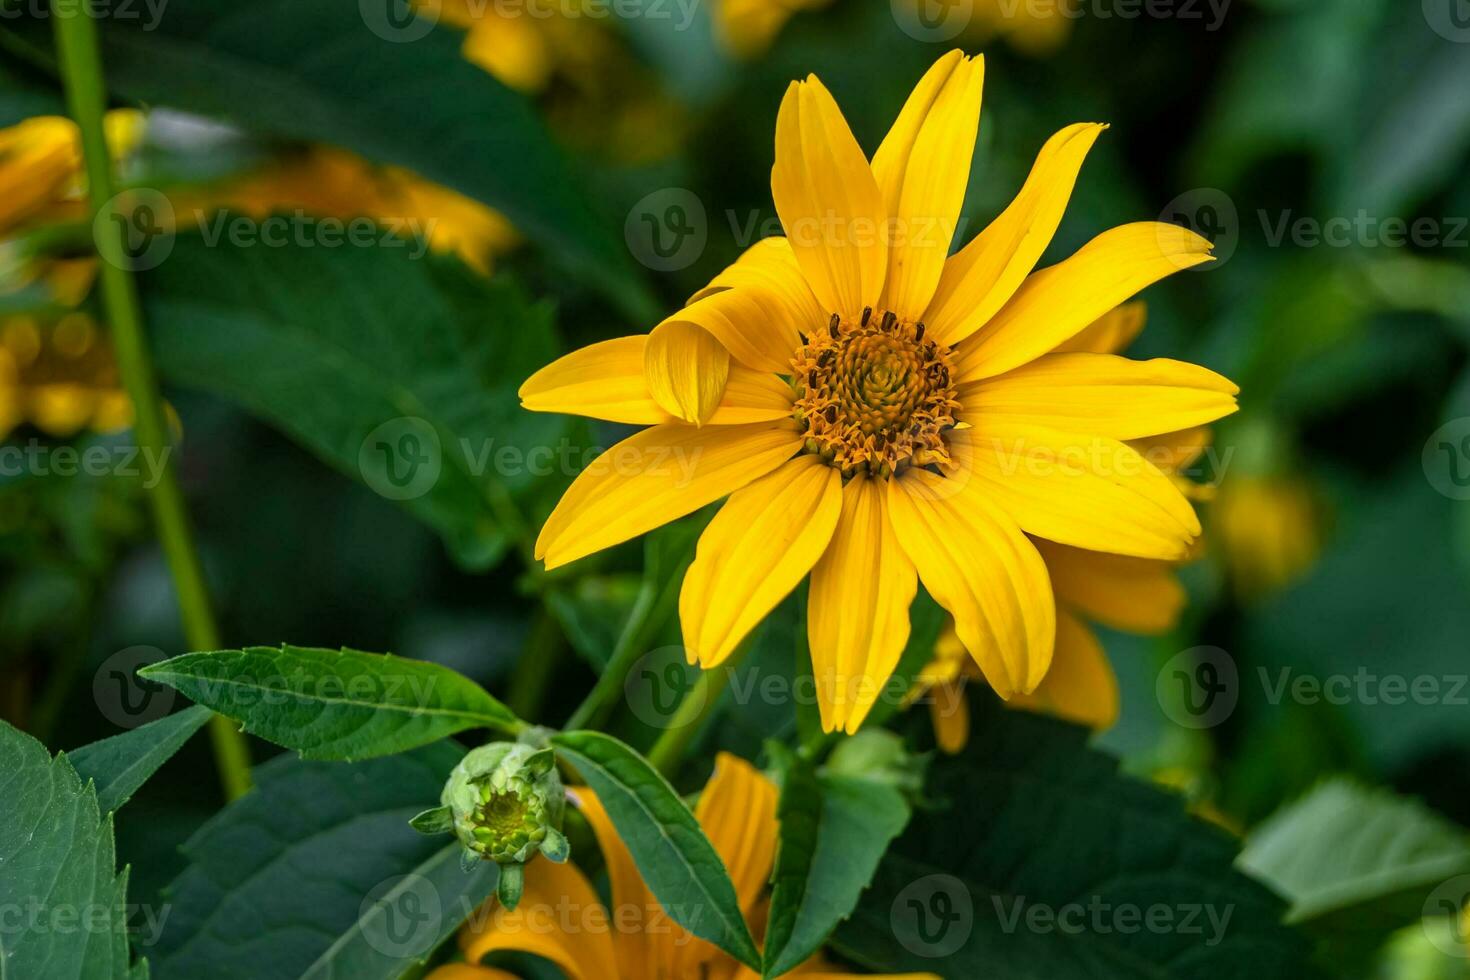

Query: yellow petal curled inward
left=688, top=236, right=825, bottom=337
left=535, top=420, right=800, bottom=569
left=772, top=76, right=888, bottom=320
left=1034, top=538, right=1185, bottom=635
left=888, top=467, right=1055, bottom=697
left=682, top=455, right=842, bottom=668
left=952, top=221, right=1214, bottom=382
left=959, top=351, right=1238, bottom=440
left=644, top=320, right=731, bottom=425
left=871, top=51, right=985, bottom=321
left=658, top=281, right=804, bottom=373
left=807, top=475, right=918, bottom=734
left=923, top=122, right=1105, bottom=345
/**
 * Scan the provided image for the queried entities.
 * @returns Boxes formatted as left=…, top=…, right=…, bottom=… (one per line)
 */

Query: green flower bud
left=825, top=729, right=929, bottom=801
left=438, top=742, right=568, bottom=910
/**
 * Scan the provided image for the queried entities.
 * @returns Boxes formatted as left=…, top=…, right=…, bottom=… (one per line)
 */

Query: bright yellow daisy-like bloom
left=911, top=302, right=1211, bottom=750
left=522, top=51, right=1237, bottom=733
left=427, top=753, right=934, bottom=980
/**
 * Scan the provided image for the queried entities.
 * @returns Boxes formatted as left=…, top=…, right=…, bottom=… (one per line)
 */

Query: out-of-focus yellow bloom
left=423, top=0, right=557, bottom=92
left=962, top=0, right=1075, bottom=56
left=715, top=0, right=834, bottom=59
left=427, top=754, right=936, bottom=980
left=1212, top=472, right=1321, bottom=602
left=521, top=54, right=1236, bottom=734
left=910, top=303, right=1213, bottom=749
left=0, top=111, right=146, bottom=237
left=0, top=313, right=133, bottom=440
left=197, top=147, right=517, bottom=276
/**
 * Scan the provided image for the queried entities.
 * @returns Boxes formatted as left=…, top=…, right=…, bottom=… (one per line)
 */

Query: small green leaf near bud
left=409, top=805, right=453, bottom=835
left=497, top=862, right=525, bottom=911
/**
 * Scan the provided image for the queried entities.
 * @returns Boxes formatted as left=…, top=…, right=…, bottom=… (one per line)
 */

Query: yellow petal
left=1131, top=425, right=1212, bottom=474
left=535, top=421, right=800, bottom=569
left=922, top=122, right=1105, bottom=345
left=952, top=424, right=1201, bottom=560
left=520, top=336, right=792, bottom=426
left=871, top=52, right=985, bottom=320
left=689, top=236, right=825, bottom=336
left=1034, top=538, right=1185, bottom=635
left=658, top=281, right=804, bottom=373
left=569, top=787, right=663, bottom=979
left=644, top=320, right=731, bottom=425
left=1053, top=300, right=1147, bottom=355
left=928, top=681, right=970, bottom=754
left=457, top=857, right=618, bottom=980
left=952, top=222, right=1214, bottom=381
left=772, top=76, right=888, bottom=320
left=888, top=468, right=1055, bottom=697
left=682, top=455, right=842, bottom=667
left=693, top=754, right=780, bottom=923
left=807, top=475, right=917, bottom=733
left=959, top=352, right=1238, bottom=440
left=1009, top=609, right=1119, bottom=729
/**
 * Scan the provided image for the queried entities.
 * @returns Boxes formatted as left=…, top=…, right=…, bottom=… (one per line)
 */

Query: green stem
left=646, top=656, right=740, bottom=779
left=50, top=3, right=251, bottom=801
left=562, top=575, right=668, bottom=731
left=506, top=607, right=564, bottom=720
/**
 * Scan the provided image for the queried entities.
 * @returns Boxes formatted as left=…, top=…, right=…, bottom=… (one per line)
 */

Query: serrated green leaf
left=550, top=730, right=761, bottom=970
left=0, top=0, right=656, bottom=319
left=0, top=720, right=142, bottom=979
left=1237, top=778, right=1470, bottom=933
left=763, top=757, right=911, bottom=978
left=835, top=698, right=1320, bottom=980
left=139, top=235, right=566, bottom=570
left=140, top=644, right=520, bottom=760
left=70, top=705, right=212, bottom=813
left=149, top=743, right=493, bottom=980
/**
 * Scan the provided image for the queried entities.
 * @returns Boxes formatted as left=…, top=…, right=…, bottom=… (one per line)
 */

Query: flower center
left=792, top=308, right=959, bottom=477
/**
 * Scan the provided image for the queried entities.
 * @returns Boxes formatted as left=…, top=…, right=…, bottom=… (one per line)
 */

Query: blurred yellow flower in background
left=427, top=753, right=936, bottom=980
left=715, top=0, right=835, bottom=59
left=1212, top=472, right=1322, bottom=602
left=521, top=52, right=1236, bottom=733
left=0, top=313, right=134, bottom=440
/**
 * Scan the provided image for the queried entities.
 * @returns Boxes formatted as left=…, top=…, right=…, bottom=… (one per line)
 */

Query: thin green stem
left=50, top=3, right=251, bottom=800
left=563, top=575, right=669, bottom=732
left=646, top=652, right=743, bottom=779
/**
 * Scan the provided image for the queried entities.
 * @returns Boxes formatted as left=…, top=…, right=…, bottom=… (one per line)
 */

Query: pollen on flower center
left=791, top=307, right=960, bottom=478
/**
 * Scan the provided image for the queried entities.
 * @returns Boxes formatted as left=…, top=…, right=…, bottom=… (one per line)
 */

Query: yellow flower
left=911, top=302, right=1212, bottom=748
left=0, top=111, right=146, bottom=238
left=1212, top=472, right=1321, bottom=601
left=427, top=753, right=934, bottom=980
left=521, top=52, right=1237, bottom=734
left=199, top=147, right=517, bottom=276
left=0, top=313, right=134, bottom=440
left=715, top=0, right=835, bottom=59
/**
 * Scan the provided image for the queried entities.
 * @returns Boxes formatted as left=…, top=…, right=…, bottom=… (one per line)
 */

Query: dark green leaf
left=141, top=235, right=566, bottom=569
left=1236, top=778, right=1470, bottom=933
left=71, top=705, right=213, bottom=813
left=835, top=699, right=1320, bottom=979
left=763, top=755, right=911, bottom=978
left=0, top=0, right=655, bottom=318
left=0, top=720, right=143, bottom=979
left=550, top=730, right=761, bottom=970
left=140, top=644, right=520, bottom=760
left=149, top=742, right=493, bottom=980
